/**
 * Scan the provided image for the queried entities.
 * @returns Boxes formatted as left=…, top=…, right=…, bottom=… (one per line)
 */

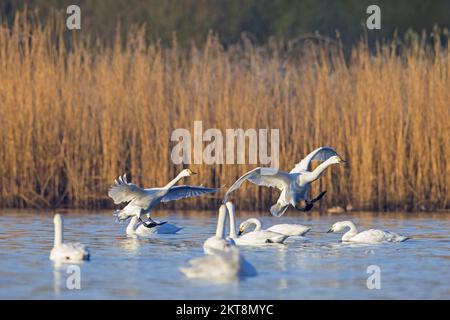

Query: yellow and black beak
left=189, top=169, right=197, bottom=175
left=338, top=156, right=346, bottom=163
left=238, top=228, right=244, bottom=236
left=327, top=228, right=333, bottom=233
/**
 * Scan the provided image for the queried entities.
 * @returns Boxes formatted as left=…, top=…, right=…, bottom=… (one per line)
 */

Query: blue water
left=0, top=210, right=448, bottom=299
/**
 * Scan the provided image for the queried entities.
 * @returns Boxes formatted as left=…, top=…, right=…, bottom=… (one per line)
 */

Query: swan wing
left=108, top=174, right=147, bottom=204
left=223, top=167, right=290, bottom=202
left=160, top=185, right=219, bottom=202
left=290, top=147, right=340, bottom=173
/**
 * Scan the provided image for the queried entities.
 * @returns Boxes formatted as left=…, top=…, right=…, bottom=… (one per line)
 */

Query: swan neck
left=248, top=218, right=262, bottom=231
left=216, top=208, right=227, bottom=239
left=307, top=159, right=335, bottom=182
left=227, top=205, right=237, bottom=239
left=342, top=222, right=358, bottom=240
left=163, top=172, right=185, bottom=190
left=54, top=217, right=63, bottom=247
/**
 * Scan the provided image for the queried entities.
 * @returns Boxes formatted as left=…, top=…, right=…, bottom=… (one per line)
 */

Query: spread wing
left=290, top=147, right=340, bottom=173
left=160, top=185, right=220, bottom=202
left=108, top=174, right=147, bottom=204
left=223, top=167, right=291, bottom=203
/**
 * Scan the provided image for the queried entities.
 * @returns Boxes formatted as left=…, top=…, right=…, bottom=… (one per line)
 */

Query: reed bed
left=0, top=13, right=448, bottom=211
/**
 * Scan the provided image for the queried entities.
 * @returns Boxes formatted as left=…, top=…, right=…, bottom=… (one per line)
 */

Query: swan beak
left=238, top=228, right=244, bottom=236
left=327, top=228, right=333, bottom=233
left=190, top=170, right=197, bottom=175
left=338, top=157, right=346, bottom=163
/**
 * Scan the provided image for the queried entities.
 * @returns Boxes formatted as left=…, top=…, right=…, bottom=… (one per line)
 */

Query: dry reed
left=0, top=13, right=448, bottom=211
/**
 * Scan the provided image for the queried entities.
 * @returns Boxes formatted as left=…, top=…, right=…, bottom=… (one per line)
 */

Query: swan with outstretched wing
left=109, top=169, right=219, bottom=226
left=223, top=147, right=345, bottom=216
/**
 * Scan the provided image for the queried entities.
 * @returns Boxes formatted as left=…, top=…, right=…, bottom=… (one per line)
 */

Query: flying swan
left=327, top=221, right=409, bottom=243
left=50, top=214, right=90, bottom=262
left=223, top=147, right=345, bottom=216
left=109, top=169, right=218, bottom=226
left=225, top=201, right=288, bottom=245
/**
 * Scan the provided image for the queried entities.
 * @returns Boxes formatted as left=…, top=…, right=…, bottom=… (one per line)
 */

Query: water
left=0, top=210, right=448, bottom=299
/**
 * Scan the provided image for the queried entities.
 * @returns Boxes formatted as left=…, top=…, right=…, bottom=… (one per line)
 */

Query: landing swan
left=223, top=147, right=345, bottom=216
left=327, top=221, right=409, bottom=243
left=109, top=169, right=218, bottom=225
left=203, top=204, right=235, bottom=254
left=49, top=214, right=90, bottom=262
left=225, top=202, right=288, bottom=245
left=125, top=216, right=182, bottom=237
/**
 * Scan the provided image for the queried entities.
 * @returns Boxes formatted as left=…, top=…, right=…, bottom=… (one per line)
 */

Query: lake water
left=0, top=210, right=448, bottom=299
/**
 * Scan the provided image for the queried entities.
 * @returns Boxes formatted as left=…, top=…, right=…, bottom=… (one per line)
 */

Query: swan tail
left=270, top=203, right=289, bottom=217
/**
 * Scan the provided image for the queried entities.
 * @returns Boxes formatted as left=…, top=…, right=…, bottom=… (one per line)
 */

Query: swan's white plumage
left=267, top=224, right=311, bottom=237
left=125, top=216, right=182, bottom=237
left=329, top=221, right=409, bottom=243
left=224, top=202, right=288, bottom=245
left=203, top=205, right=235, bottom=254
left=223, top=147, right=345, bottom=216
left=49, top=214, right=89, bottom=262
left=109, top=170, right=219, bottom=221
left=181, top=204, right=256, bottom=281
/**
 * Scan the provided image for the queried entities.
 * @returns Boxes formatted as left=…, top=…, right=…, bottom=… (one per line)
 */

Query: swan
left=203, top=204, right=235, bottom=254
left=179, top=246, right=257, bottom=283
left=125, top=216, right=182, bottom=237
left=223, top=147, right=345, bottom=216
left=49, top=214, right=90, bottom=262
left=109, top=169, right=219, bottom=225
left=327, top=221, right=409, bottom=243
left=225, top=202, right=288, bottom=245
left=181, top=204, right=257, bottom=281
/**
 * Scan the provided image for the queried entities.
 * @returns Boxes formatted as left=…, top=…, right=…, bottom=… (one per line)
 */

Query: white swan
left=223, top=147, right=345, bottom=216
left=125, top=216, right=182, bottom=237
left=327, top=221, right=409, bottom=243
left=179, top=246, right=256, bottom=283
left=49, top=214, right=90, bottom=262
left=225, top=202, right=288, bottom=245
left=109, top=169, right=219, bottom=225
left=203, top=204, right=235, bottom=254
left=180, top=204, right=257, bottom=282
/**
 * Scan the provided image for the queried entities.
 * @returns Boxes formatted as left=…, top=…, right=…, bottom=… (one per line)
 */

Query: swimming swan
left=109, top=169, right=219, bottom=226
left=225, top=202, right=288, bottom=245
left=49, top=214, right=90, bottom=262
left=125, top=216, right=182, bottom=237
left=327, top=221, right=409, bottom=243
left=179, top=246, right=257, bottom=283
left=203, top=204, right=235, bottom=254
left=241, top=217, right=311, bottom=237
left=181, top=204, right=257, bottom=281
left=223, top=147, right=345, bottom=216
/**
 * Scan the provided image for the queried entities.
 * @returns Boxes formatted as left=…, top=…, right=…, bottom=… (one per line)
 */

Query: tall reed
left=0, top=13, right=448, bottom=211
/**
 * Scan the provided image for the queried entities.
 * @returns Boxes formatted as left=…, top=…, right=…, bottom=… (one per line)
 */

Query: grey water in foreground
left=0, top=210, right=448, bottom=299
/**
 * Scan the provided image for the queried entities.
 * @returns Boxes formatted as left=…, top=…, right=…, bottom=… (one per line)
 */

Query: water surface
left=0, top=210, right=448, bottom=299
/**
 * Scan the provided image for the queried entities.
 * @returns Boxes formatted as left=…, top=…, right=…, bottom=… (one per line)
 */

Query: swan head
left=180, top=168, right=197, bottom=177
left=327, top=221, right=352, bottom=233
left=328, top=155, right=346, bottom=165
left=53, top=214, right=62, bottom=224
left=238, top=220, right=251, bottom=236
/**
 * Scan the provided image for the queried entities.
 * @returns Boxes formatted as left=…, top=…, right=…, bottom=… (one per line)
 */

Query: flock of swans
left=49, top=146, right=409, bottom=283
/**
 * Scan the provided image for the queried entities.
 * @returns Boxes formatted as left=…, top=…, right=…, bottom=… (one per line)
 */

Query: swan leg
left=295, top=190, right=327, bottom=212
